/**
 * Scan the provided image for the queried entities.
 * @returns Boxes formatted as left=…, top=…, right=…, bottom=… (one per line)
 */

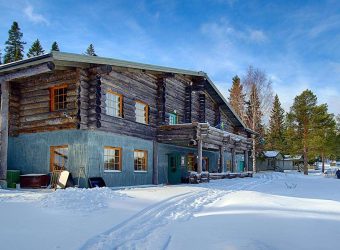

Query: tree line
left=228, top=67, right=340, bottom=174
left=0, top=21, right=97, bottom=65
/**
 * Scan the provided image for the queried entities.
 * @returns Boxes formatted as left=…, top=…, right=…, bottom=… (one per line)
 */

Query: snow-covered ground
left=1, top=171, right=340, bottom=250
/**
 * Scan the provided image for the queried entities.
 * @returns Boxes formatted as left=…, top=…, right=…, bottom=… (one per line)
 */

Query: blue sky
left=0, top=0, right=339, bottom=115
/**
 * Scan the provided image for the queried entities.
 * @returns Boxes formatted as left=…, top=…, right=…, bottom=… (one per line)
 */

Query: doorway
left=168, top=153, right=181, bottom=184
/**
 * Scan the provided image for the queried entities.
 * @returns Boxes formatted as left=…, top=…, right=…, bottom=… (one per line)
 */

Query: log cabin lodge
left=0, top=52, right=254, bottom=188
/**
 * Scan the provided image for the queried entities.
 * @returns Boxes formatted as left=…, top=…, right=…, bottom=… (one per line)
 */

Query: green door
left=238, top=161, right=245, bottom=172
left=168, top=153, right=181, bottom=184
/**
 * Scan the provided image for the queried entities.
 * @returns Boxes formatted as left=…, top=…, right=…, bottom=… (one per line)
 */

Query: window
left=181, top=156, right=186, bottom=166
left=226, top=160, right=232, bottom=172
left=169, top=113, right=178, bottom=125
left=50, top=146, right=68, bottom=172
left=50, top=85, right=67, bottom=111
left=106, top=91, right=123, bottom=117
left=187, top=154, right=196, bottom=171
left=134, top=150, right=147, bottom=171
left=135, top=101, right=148, bottom=124
left=104, top=147, right=122, bottom=171
left=203, top=157, right=209, bottom=172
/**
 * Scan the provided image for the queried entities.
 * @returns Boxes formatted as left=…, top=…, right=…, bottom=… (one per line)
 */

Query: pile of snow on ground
left=40, top=187, right=126, bottom=213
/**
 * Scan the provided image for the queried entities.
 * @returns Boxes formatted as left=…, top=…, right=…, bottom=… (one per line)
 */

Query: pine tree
left=266, top=94, right=286, bottom=151
left=51, top=41, right=60, bottom=52
left=0, top=48, right=2, bottom=65
left=286, top=89, right=325, bottom=175
left=4, top=21, right=26, bottom=63
left=335, top=114, right=340, bottom=160
left=228, top=75, right=246, bottom=122
left=27, top=39, right=45, bottom=58
left=85, top=44, right=97, bottom=56
left=309, top=104, right=336, bottom=173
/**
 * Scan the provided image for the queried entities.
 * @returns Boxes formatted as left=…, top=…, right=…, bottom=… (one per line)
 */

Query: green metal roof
left=0, top=51, right=252, bottom=133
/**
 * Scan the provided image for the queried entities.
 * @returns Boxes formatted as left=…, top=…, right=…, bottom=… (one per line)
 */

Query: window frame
left=134, top=150, right=148, bottom=172
left=187, top=153, right=196, bottom=171
left=103, top=146, right=122, bottom=172
left=50, top=145, right=69, bottom=172
left=135, top=100, right=149, bottom=124
left=203, top=156, right=209, bottom=172
left=169, top=113, right=178, bottom=125
left=106, top=90, right=123, bottom=118
left=50, top=84, right=68, bottom=112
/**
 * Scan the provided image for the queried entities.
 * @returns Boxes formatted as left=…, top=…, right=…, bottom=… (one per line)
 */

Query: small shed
left=284, top=155, right=303, bottom=170
left=256, top=151, right=284, bottom=171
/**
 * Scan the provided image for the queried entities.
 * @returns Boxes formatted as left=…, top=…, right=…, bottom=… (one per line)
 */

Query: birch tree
left=242, top=66, right=273, bottom=172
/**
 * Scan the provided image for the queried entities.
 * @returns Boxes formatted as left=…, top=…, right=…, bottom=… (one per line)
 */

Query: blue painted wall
left=8, top=129, right=245, bottom=187
left=8, top=130, right=153, bottom=187
left=157, top=143, right=219, bottom=184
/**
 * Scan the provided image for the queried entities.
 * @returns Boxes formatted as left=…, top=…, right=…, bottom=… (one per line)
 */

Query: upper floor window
left=104, top=147, right=122, bottom=171
left=106, top=91, right=123, bottom=117
left=169, top=113, right=178, bottom=125
left=135, top=101, right=148, bottom=124
left=50, top=85, right=67, bottom=111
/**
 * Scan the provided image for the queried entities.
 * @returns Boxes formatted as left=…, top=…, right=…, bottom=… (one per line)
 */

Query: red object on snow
left=20, top=174, right=49, bottom=188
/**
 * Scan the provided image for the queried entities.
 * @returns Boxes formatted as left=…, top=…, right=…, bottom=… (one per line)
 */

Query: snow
left=1, top=172, right=340, bottom=250
left=263, top=151, right=280, bottom=158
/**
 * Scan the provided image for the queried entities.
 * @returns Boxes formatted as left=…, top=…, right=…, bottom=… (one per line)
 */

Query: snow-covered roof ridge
left=263, top=151, right=280, bottom=158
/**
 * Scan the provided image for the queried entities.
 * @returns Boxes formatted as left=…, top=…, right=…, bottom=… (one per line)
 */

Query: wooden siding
left=97, top=70, right=158, bottom=140
left=191, top=90, right=200, bottom=122
left=220, top=109, right=234, bottom=133
left=164, top=75, right=190, bottom=124
left=5, top=66, right=246, bottom=139
left=9, top=70, right=78, bottom=134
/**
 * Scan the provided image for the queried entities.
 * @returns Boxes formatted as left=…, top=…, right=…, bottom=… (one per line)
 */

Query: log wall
left=220, top=109, right=234, bottom=133
left=10, top=70, right=78, bottom=134
left=6, top=66, right=245, bottom=139
left=164, top=75, right=190, bottom=124
left=97, top=70, right=158, bottom=140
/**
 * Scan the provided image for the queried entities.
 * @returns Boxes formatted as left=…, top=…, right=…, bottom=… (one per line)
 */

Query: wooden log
left=21, top=95, right=50, bottom=105
left=17, top=123, right=77, bottom=134
left=220, top=146, right=225, bottom=173
left=153, top=141, right=159, bottom=185
left=231, top=148, right=236, bottom=172
left=197, top=139, right=202, bottom=173
left=19, top=111, right=77, bottom=123
left=0, top=81, right=9, bottom=185
left=0, top=62, right=55, bottom=82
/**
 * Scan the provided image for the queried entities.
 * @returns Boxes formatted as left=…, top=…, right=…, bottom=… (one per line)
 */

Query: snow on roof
left=292, top=155, right=303, bottom=160
left=263, top=151, right=280, bottom=158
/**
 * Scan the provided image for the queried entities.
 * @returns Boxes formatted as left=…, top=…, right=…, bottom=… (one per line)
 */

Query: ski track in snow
left=81, top=173, right=277, bottom=250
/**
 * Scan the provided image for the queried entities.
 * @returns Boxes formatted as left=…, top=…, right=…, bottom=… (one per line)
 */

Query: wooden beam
left=184, top=86, right=192, bottom=123
left=220, top=146, right=225, bottom=173
left=0, top=81, right=9, bottom=187
left=0, top=62, right=55, bottom=82
left=231, top=147, right=236, bottom=173
left=198, top=93, right=206, bottom=123
left=197, top=139, right=203, bottom=173
left=152, top=141, right=159, bottom=185
left=156, top=77, right=166, bottom=125
left=244, top=150, right=249, bottom=172
left=88, top=65, right=113, bottom=75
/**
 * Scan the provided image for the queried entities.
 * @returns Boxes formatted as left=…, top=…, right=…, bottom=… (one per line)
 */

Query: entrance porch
left=157, top=122, right=253, bottom=184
